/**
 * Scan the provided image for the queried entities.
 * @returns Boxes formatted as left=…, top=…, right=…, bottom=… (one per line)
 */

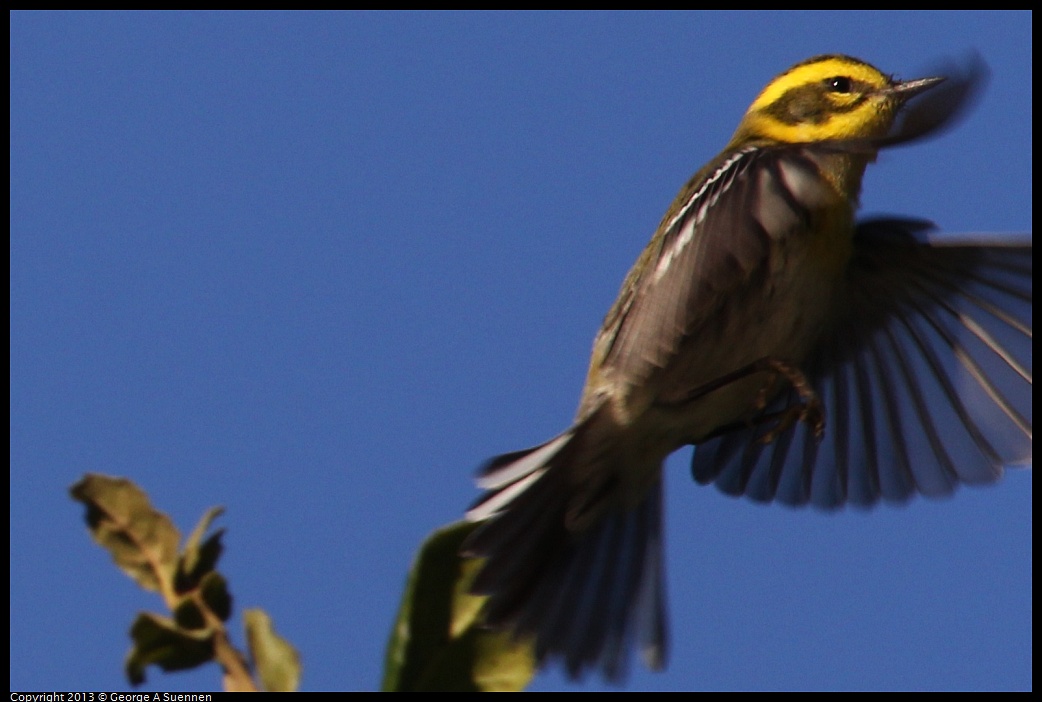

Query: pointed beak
left=890, top=75, right=946, bottom=102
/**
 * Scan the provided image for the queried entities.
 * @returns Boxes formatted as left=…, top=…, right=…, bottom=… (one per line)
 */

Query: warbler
left=462, top=55, right=1032, bottom=680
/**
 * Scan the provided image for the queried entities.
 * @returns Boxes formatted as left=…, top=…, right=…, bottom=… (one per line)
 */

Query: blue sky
left=10, top=11, right=1031, bottom=692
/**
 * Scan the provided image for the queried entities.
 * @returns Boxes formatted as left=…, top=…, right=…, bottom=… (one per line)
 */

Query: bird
left=460, top=54, right=1032, bottom=681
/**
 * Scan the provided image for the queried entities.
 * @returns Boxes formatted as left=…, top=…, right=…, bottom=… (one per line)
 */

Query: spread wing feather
left=593, top=146, right=832, bottom=402
left=691, top=219, right=1032, bottom=508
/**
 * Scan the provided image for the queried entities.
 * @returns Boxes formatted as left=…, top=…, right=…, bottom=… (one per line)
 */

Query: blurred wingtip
left=886, top=50, right=990, bottom=147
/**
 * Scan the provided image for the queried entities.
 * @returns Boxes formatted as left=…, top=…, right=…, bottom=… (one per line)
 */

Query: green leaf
left=382, top=520, right=536, bottom=692
left=200, top=571, right=233, bottom=622
left=175, top=506, right=225, bottom=593
left=70, top=474, right=180, bottom=595
left=124, top=612, right=215, bottom=686
left=244, top=608, right=302, bottom=692
left=172, top=597, right=206, bottom=631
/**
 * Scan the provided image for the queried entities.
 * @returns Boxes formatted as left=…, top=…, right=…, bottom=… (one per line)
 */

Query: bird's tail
left=461, top=408, right=668, bottom=680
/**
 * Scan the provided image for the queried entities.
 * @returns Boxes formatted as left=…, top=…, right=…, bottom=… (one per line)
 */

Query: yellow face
left=731, top=55, right=901, bottom=145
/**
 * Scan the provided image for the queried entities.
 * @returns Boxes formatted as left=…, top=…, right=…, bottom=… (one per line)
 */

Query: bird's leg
left=749, top=358, right=825, bottom=444
left=664, top=357, right=825, bottom=444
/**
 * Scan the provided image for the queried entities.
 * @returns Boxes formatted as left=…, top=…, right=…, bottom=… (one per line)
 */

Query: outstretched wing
left=589, top=145, right=838, bottom=405
left=691, top=218, right=1032, bottom=508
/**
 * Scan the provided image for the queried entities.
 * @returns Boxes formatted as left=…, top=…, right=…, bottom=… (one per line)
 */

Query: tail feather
left=461, top=414, right=668, bottom=680
left=474, top=432, right=573, bottom=490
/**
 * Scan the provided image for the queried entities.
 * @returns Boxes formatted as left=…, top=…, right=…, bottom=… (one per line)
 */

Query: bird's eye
left=827, top=76, right=852, bottom=93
